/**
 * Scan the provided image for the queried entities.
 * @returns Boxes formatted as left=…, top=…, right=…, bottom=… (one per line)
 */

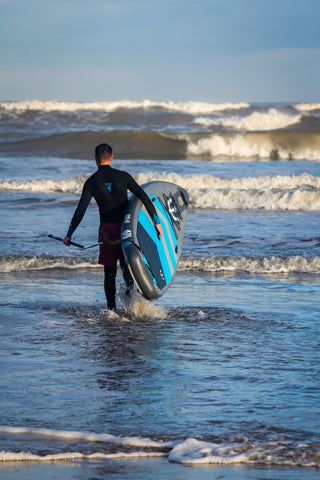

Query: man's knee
left=104, top=264, right=117, bottom=278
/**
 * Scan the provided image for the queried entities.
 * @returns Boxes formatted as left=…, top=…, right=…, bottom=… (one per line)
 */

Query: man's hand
left=155, top=224, right=163, bottom=239
left=63, top=236, right=71, bottom=246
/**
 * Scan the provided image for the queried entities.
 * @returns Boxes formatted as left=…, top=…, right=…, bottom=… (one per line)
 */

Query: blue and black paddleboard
left=121, top=181, right=189, bottom=300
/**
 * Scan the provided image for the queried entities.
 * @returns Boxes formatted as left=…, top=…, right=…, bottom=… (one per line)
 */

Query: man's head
left=95, top=143, right=113, bottom=165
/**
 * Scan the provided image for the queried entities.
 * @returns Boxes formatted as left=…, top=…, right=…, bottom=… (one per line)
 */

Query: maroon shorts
left=98, top=223, right=124, bottom=266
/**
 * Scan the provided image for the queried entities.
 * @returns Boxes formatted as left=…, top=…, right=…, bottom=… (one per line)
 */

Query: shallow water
left=1, top=100, right=320, bottom=478
left=1, top=268, right=319, bottom=464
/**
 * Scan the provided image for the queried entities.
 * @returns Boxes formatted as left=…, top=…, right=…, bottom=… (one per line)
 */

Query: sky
left=0, top=0, right=319, bottom=102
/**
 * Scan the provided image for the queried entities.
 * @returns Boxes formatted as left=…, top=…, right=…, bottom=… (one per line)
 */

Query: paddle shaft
left=47, top=234, right=85, bottom=249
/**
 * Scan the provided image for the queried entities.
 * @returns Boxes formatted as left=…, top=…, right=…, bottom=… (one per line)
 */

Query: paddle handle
left=47, top=234, right=85, bottom=249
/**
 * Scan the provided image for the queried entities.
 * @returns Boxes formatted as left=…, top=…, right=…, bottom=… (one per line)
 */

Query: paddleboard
left=121, top=181, right=189, bottom=300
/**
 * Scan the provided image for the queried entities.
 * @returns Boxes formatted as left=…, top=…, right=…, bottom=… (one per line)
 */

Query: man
left=64, top=143, right=163, bottom=311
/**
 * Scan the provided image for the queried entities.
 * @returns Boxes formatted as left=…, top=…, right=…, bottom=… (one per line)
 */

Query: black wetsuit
left=67, top=164, right=158, bottom=237
left=66, top=165, right=159, bottom=310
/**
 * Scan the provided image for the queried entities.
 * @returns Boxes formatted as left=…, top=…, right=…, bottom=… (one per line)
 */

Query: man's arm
left=64, top=180, right=92, bottom=246
left=127, top=174, right=163, bottom=238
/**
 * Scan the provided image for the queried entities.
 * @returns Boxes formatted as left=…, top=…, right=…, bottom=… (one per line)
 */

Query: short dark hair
left=95, top=143, right=113, bottom=163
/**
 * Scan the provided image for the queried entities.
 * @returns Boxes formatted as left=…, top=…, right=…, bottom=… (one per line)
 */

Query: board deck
left=121, top=181, right=189, bottom=300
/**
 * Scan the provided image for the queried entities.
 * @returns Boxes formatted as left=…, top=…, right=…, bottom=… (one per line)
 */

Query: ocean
left=0, top=100, right=320, bottom=479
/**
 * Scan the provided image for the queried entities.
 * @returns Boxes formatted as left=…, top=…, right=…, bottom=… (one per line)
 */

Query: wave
left=1, top=129, right=319, bottom=161
left=1, top=100, right=319, bottom=117
left=194, top=108, right=302, bottom=131
left=2, top=172, right=320, bottom=211
left=0, top=175, right=87, bottom=194
left=0, top=130, right=187, bottom=160
left=293, top=102, right=320, bottom=112
left=186, top=131, right=320, bottom=160
left=179, top=256, right=320, bottom=274
left=2, top=255, right=319, bottom=274
left=0, top=426, right=320, bottom=467
left=141, top=172, right=320, bottom=211
left=0, top=426, right=173, bottom=449
left=168, top=437, right=320, bottom=466
left=3, top=172, right=320, bottom=192
left=0, top=255, right=98, bottom=272
left=0, top=450, right=166, bottom=462
left=0, top=100, right=250, bottom=115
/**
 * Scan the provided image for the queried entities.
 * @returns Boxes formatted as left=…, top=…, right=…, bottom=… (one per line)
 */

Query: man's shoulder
left=85, top=171, right=97, bottom=184
left=111, top=166, right=128, bottom=174
left=88, top=166, right=132, bottom=183
left=110, top=167, right=131, bottom=179
left=83, top=170, right=100, bottom=191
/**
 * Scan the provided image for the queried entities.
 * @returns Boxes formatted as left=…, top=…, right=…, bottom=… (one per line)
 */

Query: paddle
left=40, top=233, right=102, bottom=250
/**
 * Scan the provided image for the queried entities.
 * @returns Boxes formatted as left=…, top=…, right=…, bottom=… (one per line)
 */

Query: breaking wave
left=194, top=108, right=302, bottom=131
left=0, top=130, right=187, bottom=160
left=179, top=255, right=320, bottom=275
left=0, top=175, right=87, bottom=194
left=1, top=128, right=320, bottom=161
left=1, top=100, right=320, bottom=161
left=186, top=131, right=320, bottom=160
left=2, top=172, right=320, bottom=211
left=1, top=426, right=320, bottom=467
left=0, top=100, right=250, bottom=115
left=0, top=255, right=98, bottom=272
left=293, top=102, right=320, bottom=112
left=1, top=255, right=319, bottom=274
left=1, top=100, right=319, bottom=117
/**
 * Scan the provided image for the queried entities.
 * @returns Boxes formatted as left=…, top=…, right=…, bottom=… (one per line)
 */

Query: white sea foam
left=0, top=100, right=250, bottom=115
left=189, top=184, right=320, bottom=211
left=0, top=426, right=174, bottom=449
left=0, top=175, right=87, bottom=193
left=168, top=437, right=320, bottom=467
left=1, top=172, right=320, bottom=211
left=0, top=255, right=99, bottom=272
left=168, top=438, right=250, bottom=465
left=194, top=108, right=301, bottom=131
left=156, top=101, right=250, bottom=114
left=187, top=133, right=320, bottom=160
left=135, top=171, right=320, bottom=192
left=138, top=172, right=320, bottom=211
left=179, top=256, right=320, bottom=274
left=293, top=102, right=320, bottom=111
left=122, top=289, right=167, bottom=319
left=0, top=450, right=166, bottom=462
left=2, top=255, right=319, bottom=274
left=1, top=427, right=320, bottom=467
